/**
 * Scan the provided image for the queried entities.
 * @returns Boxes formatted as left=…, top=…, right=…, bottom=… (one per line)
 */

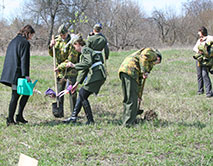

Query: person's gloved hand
left=57, top=85, right=73, bottom=98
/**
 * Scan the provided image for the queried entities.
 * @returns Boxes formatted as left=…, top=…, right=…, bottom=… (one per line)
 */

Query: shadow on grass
left=151, top=119, right=206, bottom=129
left=30, top=119, right=85, bottom=127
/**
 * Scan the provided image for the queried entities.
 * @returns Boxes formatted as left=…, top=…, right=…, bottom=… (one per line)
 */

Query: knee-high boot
left=82, top=100, right=94, bottom=125
left=16, top=95, right=29, bottom=124
left=7, top=90, right=20, bottom=126
left=63, top=97, right=82, bottom=124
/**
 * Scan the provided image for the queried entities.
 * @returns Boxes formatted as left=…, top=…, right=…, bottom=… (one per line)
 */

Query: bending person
left=118, top=48, right=162, bottom=127
left=63, top=35, right=106, bottom=124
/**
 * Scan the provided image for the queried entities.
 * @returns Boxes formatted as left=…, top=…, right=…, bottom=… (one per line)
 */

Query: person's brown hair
left=73, top=35, right=86, bottom=46
left=199, top=26, right=208, bottom=36
left=18, top=24, right=35, bottom=40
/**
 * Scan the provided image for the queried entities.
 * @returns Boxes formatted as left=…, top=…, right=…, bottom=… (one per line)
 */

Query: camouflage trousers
left=120, top=72, right=139, bottom=126
left=57, top=76, right=77, bottom=114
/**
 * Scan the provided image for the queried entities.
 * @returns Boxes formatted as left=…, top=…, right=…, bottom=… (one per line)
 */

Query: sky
left=137, top=0, right=189, bottom=16
left=0, top=0, right=24, bottom=20
left=0, top=0, right=189, bottom=21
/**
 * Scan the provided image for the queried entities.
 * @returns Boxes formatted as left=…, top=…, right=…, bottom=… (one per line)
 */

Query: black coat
left=0, top=34, right=30, bottom=87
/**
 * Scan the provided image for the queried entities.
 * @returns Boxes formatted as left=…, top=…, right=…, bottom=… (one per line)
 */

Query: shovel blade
left=52, top=102, right=64, bottom=118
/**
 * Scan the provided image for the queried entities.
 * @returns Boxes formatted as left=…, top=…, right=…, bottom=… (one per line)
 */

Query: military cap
left=93, top=23, right=102, bottom=31
left=58, top=24, right=68, bottom=34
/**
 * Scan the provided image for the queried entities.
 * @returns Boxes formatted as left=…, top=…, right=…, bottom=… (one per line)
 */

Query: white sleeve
left=193, top=40, right=200, bottom=53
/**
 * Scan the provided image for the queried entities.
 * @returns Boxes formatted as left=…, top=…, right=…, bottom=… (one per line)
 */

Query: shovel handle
left=138, top=78, right=146, bottom=109
left=52, top=35, right=59, bottom=106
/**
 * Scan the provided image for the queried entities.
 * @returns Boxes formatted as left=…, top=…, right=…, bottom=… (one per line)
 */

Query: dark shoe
left=85, top=120, right=95, bottom=125
left=206, top=93, right=213, bottom=98
left=63, top=116, right=77, bottom=124
left=6, top=118, right=17, bottom=126
left=137, top=109, right=144, bottom=115
left=16, top=115, right=28, bottom=124
left=197, top=91, right=204, bottom=95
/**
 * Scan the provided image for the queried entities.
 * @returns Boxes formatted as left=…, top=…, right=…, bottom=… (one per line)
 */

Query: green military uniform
left=49, top=33, right=80, bottom=113
left=63, top=45, right=106, bottom=124
left=75, top=46, right=106, bottom=94
left=87, top=33, right=109, bottom=60
left=118, top=48, right=159, bottom=126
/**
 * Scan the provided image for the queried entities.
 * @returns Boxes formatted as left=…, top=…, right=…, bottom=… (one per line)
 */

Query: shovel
left=51, top=35, right=63, bottom=118
left=137, top=78, right=146, bottom=115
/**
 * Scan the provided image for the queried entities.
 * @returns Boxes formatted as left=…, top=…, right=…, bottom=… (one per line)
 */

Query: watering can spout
left=32, top=80, right=38, bottom=88
left=17, top=78, right=38, bottom=96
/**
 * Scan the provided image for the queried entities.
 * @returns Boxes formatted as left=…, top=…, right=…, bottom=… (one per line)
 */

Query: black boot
left=16, top=114, right=28, bottom=124
left=6, top=118, right=17, bottom=126
left=63, top=97, right=82, bottom=124
left=82, top=100, right=94, bottom=125
left=16, top=95, right=29, bottom=124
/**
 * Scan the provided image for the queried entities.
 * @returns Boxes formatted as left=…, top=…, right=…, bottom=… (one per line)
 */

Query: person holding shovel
left=62, top=35, right=106, bottom=124
left=48, top=24, right=80, bottom=117
left=0, top=25, right=35, bottom=126
left=118, top=48, right=162, bottom=127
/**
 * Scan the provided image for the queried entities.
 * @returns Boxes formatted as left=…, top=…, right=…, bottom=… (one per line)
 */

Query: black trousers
left=196, top=61, right=212, bottom=95
left=8, top=90, right=29, bottom=120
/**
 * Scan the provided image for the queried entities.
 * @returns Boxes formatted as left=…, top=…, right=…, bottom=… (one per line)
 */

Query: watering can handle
left=32, top=80, right=38, bottom=87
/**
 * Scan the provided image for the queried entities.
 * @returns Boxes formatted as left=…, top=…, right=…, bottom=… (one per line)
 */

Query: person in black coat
left=0, top=25, right=35, bottom=126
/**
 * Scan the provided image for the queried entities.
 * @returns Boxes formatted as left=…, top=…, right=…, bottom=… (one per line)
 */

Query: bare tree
left=151, top=8, right=178, bottom=46
left=23, top=0, right=89, bottom=44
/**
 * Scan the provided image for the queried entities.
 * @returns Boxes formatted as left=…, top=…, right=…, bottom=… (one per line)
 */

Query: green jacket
left=86, top=33, right=109, bottom=60
left=49, top=34, right=80, bottom=78
left=75, top=46, right=106, bottom=94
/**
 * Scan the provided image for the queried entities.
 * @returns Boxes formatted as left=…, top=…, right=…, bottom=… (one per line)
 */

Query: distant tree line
left=0, top=0, right=213, bottom=52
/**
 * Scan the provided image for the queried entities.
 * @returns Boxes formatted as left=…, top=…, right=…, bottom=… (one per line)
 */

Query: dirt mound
left=144, top=110, right=158, bottom=121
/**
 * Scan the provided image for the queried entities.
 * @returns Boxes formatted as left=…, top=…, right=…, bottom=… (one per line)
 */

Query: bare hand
left=143, top=73, right=148, bottom=79
left=54, top=67, right=58, bottom=72
left=50, top=39, right=56, bottom=48
left=66, top=62, right=75, bottom=68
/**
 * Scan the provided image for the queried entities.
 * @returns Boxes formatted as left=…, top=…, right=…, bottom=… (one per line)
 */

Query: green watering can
left=17, top=78, right=38, bottom=96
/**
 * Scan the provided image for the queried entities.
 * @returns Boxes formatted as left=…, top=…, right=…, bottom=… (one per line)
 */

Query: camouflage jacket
left=86, top=33, right=109, bottom=60
left=118, top=48, right=158, bottom=85
left=193, top=41, right=213, bottom=67
left=48, top=34, right=80, bottom=78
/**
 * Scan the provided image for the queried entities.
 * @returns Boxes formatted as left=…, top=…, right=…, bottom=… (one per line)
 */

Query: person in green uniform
left=118, top=48, right=162, bottom=127
left=63, top=35, right=106, bottom=124
left=49, top=24, right=80, bottom=117
left=87, top=23, right=110, bottom=60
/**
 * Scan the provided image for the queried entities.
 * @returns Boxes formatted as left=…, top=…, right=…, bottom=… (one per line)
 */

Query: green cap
left=58, top=24, right=68, bottom=34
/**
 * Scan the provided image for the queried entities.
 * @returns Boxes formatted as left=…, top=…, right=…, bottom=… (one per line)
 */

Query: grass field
left=0, top=49, right=212, bottom=166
